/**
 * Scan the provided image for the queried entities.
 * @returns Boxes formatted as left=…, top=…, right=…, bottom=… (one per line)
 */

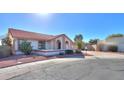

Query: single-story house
left=85, top=44, right=97, bottom=51
left=8, top=28, right=74, bottom=56
left=97, top=36, right=124, bottom=52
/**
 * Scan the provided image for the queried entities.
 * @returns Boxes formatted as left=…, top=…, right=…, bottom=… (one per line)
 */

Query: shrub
left=0, top=46, right=12, bottom=58
left=20, top=41, right=32, bottom=55
left=108, top=45, right=118, bottom=52
left=59, top=52, right=64, bottom=55
left=75, top=40, right=84, bottom=50
left=75, top=49, right=82, bottom=54
left=65, top=50, right=74, bottom=54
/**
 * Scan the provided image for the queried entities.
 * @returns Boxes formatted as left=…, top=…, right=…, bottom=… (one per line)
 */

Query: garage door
left=118, top=44, right=124, bottom=52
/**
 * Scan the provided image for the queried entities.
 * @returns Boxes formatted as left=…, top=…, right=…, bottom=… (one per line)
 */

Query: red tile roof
left=9, top=28, right=56, bottom=41
left=8, top=28, right=74, bottom=44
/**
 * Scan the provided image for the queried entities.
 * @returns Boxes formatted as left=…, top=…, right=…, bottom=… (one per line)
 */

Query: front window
left=18, top=39, right=24, bottom=50
left=38, top=41, right=46, bottom=49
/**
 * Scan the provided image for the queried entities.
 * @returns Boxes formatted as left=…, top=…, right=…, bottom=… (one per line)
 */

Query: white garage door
left=118, top=44, right=124, bottom=52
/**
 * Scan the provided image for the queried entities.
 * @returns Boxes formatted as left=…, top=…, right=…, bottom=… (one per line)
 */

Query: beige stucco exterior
left=106, top=37, right=124, bottom=44
left=44, top=35, right=74, bottom=50
left=9, top=33, right=74, bottom=55
left=97, top=37, right=124, bottom=52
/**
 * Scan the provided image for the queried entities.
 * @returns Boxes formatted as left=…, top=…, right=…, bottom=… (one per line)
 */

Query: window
left=18, top=39, right=23, bottom=50
left=38, top=41, right=45, bottom=49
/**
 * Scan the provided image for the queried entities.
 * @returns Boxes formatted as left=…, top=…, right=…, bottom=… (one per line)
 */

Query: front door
left=57, top=40, right=61, bottom=49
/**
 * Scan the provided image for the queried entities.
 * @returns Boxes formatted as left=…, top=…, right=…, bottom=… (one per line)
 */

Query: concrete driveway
left=1, top=52, right=124, bottom=80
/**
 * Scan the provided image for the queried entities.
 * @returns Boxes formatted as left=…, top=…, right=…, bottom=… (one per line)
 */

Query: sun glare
left=38, top=13, right=49, bottom=16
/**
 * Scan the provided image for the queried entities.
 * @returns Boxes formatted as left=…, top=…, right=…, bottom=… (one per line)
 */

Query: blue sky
left=0, top=13, right=124, bottom=42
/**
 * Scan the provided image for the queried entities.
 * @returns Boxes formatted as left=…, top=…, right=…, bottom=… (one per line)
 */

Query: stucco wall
left=55, top=36, right=64, bottom=49
left=64, top=36, right=74, bottom=49
left=45, top=37, right=64, bottom=50
left=106, top=37, right=124, bottom=44
left=102, top=44, right=109, bottom=51
left=54, top=36, right=74, bottom=50
left=45, top=36, right=74, bottom=50
left=106, top=37, right=124, bottom=52
left=117, top=44, right=124, bottom=52
left=98, top=38, right=124, bottom=52
left=101, top=44, right=124, bottom=52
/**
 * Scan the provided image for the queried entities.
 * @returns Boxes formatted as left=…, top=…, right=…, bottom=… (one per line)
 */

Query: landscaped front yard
left=0, top=53, right=84, bottom=68
left=0, top=55, right=49, bottom=68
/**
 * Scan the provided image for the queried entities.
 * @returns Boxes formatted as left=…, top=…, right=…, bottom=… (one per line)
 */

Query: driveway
left=1, top=52, right=124, bottom=80
left=85, top=51, right=124, bottom=58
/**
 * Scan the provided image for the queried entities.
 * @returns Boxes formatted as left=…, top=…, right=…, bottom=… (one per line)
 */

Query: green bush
left=0, top=46, right=12, bottom=58
left=108, top=45, right=118, bottom=52
left=20, top=41, right=32, bottom=55
left=59, top=52, right=64, bottom=55
left=75, top=50, right=82, bottom=54
left=65, top=50, right=74, bottom=54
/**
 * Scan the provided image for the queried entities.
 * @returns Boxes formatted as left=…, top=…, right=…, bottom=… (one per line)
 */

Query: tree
left=74, top=34, right=84, bottom=50
left=106, top=34, right=124, bottom=40
left=2, top=36, right=12, bottom=47
left=76, top=40, right=84, bottom=49
left=89, top=39, right=99, bottom=45
left=74, top=34, right=83, bottom=41
left=20, top=41, right=32, bottom=55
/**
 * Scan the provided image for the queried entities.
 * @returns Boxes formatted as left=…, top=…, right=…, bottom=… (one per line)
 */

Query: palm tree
left=74, top=34, right=83, bottom=41
left=89, top=39, right=99, bottom=45
left=74, top=34, right=84, bottom=50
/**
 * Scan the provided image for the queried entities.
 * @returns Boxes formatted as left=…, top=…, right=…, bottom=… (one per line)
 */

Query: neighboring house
left=0, top=39, right=2, bottom=46
left=97, top=37, right=124, bottom=52
left=86, top=44, right=97, bottom=51
left=8, top=28, right=74, bottom=55
left=0, top=35, right=6, bottom=46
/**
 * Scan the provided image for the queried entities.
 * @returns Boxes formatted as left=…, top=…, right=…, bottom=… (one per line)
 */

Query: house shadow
left=56, top=53, right=85, bottom=59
